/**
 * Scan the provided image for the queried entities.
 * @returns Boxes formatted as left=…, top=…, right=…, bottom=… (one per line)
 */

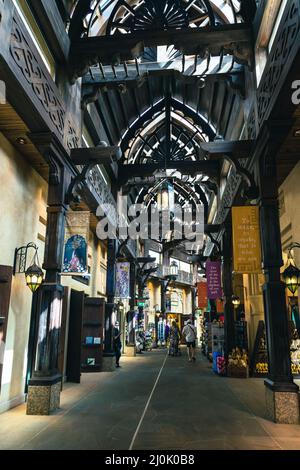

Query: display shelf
left=81, top=298, right=105, bottom=373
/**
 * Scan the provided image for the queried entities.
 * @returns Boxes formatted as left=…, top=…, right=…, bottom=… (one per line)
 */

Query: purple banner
left=206, top=261, right=222, bottom=299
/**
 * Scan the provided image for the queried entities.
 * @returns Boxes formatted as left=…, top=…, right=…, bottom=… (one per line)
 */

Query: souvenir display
left=227, top=347, right=249, bottom=378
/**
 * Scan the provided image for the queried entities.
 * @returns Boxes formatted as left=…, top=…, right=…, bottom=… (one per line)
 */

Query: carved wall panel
left=9, top=11, right=79, bottom=150
left=256, top=0, right=300, bottom=126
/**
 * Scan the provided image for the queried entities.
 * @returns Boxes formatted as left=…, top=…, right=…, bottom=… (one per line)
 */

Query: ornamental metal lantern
left=282, top=262, right=300, bottom=296
left=231, top=295, right=241, bottom=308
left=169, top=260, right=179, bottom=279
left=13, top=242, right=44, bottom=293
left=25, top=263, right=44, bottom=293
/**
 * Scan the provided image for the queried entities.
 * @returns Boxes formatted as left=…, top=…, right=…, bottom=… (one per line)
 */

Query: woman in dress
left=169, top=321, right=181, bottom=356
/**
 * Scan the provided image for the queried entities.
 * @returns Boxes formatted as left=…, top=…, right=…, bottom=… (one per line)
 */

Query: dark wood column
left=103, top=238, right=117, bottom=360
left=128, top=261, right=136, bottom=347
left=222, top=214, right=235, bottom=366
left=257, top=123, right=299, bottom=424
left=27, top=135, right=72, bottom=415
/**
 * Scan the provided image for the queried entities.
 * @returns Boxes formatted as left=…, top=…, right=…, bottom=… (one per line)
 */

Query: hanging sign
left=115, top=262, right=130, bottom=299
left=216, top=298, right=224, bottom=314
left=62, top=211, right=90, bottom=275
left=232, top=206, right=262, bottom=273
left=197, top=281, right=208, bottom=308
left=206, top=261, right=222, bottom=299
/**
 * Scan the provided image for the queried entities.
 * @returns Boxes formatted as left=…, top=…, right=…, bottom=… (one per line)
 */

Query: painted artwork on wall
left=63, top=235, right=87, bottom=274
left=62, top=211, right=90, bottom=275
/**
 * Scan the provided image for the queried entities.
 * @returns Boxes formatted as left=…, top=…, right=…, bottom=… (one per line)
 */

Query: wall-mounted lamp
left=231, top=285, right=247, bottom=308
left=13, top=243, right=44, bottom=293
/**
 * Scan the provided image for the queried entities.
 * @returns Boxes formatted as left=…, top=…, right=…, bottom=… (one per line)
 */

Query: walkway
left=1, top=350, right=300, bottom=450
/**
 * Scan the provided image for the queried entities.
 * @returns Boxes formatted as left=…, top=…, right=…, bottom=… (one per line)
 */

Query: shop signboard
left=197, top=281, right=208, bottom=308
left=232, top=206, right=262, bottom=273
left=206, top=261, right=222, bottom=300
left=62, top=211, right=90, bottom=275
left=115, top=262, right=130, bottom=299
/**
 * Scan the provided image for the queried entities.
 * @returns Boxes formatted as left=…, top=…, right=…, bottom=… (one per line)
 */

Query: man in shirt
left=182, top=319, right=197, bottom=362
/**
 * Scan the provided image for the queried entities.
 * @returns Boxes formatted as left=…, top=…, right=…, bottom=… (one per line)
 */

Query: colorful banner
left=115, top=262, right=130, bottom=299
left=197, top=281, right=208, bottom=308
left=206, top=261, right=222, bottom=300
left=232, top=206, right=262, bottom=273
left=216, top=298, right=224, bottom=314
left=62, top=211, right=90, bottom=275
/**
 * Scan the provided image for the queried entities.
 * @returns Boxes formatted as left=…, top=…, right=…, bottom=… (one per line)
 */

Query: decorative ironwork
left=13, top=243, right=39, bottom=275
left=69, top=0, right=224, bottom=40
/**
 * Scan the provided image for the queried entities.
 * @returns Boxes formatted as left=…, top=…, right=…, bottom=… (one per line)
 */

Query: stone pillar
left=258, top=127, right=299, bottom=424
left=27, top=138, right=69, bottom=415
left=222, top=215, right=236, bottom=367
left=101, top=238, right=117, bottom=371
left=125, top=261, right=136, bottom=356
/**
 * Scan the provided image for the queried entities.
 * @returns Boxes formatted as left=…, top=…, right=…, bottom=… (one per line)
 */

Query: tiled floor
left=0, top=350, right=300, bottom=450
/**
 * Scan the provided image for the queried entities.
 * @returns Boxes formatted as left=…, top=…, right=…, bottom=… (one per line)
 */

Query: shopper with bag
left=182, top=319, right=197, bottom=362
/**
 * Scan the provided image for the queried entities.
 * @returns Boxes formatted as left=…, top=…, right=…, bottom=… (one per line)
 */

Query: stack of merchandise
left=227, top=347, right=249, bottom=378
left=217, top=356, right=226, bottom=375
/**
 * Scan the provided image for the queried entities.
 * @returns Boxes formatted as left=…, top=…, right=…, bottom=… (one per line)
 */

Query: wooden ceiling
left=0, top=102, right=49, bottom=181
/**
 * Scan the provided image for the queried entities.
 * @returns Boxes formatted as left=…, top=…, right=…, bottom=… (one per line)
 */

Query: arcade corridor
left=1, top=350, right=300, bottom=451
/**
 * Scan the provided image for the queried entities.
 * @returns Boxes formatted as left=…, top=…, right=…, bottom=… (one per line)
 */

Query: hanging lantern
left=282, top=262, right=300, bottom=295
left=169, top=260, right=179, bottom=279
left=231, top=294, right=241, bottom=308
left=157, top=180, right=174, bottom=212
left=25, top=263, right=44, bottom=293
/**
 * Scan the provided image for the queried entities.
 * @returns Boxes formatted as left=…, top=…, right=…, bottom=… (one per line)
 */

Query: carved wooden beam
left=69, top=24, right=254, bottom=82
left=70, top=146, right=122, bottom=165
left=200, top=140, right=254, bottom=158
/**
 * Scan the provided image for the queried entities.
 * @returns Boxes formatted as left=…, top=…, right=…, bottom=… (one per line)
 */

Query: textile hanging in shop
left=62, top=211, right=90, bottom=275
left=157, top=319, right=166, bottom=342
left=197, top=281, right=208, bottom=308
left=232, top=206, right=262, bottom=273
left=115, top=262, right=130, bottom=299
left=216, top=298, right=224, bottom=313
left=206, top=261, right=222, bottom=300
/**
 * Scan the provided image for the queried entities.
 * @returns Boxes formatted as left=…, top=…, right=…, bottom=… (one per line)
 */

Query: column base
left=26, top=375, right=61, bottom=416
left=265, top=385, right=300, bottom=424
left=125, top=345, right=136, bottom=357
left=100, top=355, right=115, bottom=372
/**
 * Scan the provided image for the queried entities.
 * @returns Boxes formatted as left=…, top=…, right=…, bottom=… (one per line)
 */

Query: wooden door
left=81, top=298, right=105, bottom=372
left=66, top=289, right=85, bottom=383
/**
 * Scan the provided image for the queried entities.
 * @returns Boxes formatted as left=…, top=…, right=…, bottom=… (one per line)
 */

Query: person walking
left=113, top=322, right=122, bottom=368
left=182, top=319, right=197, bottom=362
left=169, top=321, right=181, bottom=356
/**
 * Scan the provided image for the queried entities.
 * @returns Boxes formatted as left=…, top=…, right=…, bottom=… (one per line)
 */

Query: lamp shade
left=25, top=263, right=44, bottom=293
left=282, top=262, right=300, bottom=295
